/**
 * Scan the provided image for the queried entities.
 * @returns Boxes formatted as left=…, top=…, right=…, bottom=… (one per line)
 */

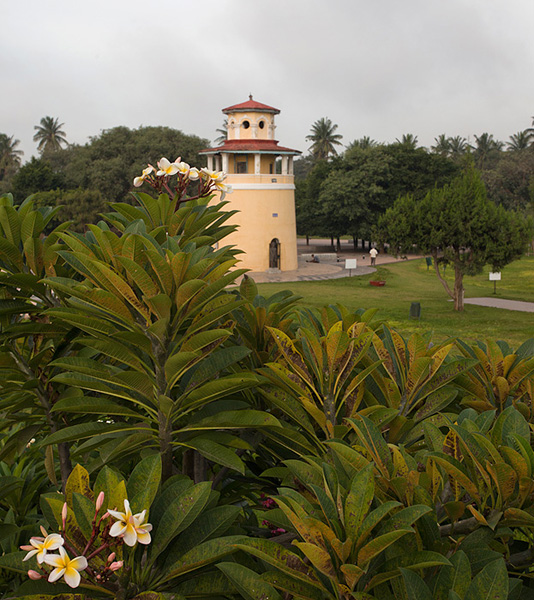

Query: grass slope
left=257, top=256, right=534, bottom=348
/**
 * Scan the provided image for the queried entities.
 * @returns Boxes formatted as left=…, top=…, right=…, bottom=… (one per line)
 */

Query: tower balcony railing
left=226, top=173, right=294, bottom=184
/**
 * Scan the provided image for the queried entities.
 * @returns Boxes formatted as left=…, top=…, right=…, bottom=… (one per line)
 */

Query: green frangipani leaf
left=217, top=562, right=282, bottom=600
left=150, top=481, right=211, bottom=560
left=127, top=454, right=161, bottom=515
left=464, top=558, right=508, bottom=600
left=400, top=568, right=433, bottom=600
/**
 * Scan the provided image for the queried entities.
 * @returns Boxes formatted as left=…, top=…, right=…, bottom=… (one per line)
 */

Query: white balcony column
left=222, top=153, right=229, bottom=173
left=207, top=155, right=214, bottom=171
left=254, top=153, right=261, bottom=175
left=281, top=155, right=289, bottom=175
left=288, top=156, right=294, bottom=175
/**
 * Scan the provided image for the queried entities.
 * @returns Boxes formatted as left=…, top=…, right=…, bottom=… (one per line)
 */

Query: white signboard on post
left=489, top=272, right=501, bottom=281
left=345, top=259, right=357, bottom=270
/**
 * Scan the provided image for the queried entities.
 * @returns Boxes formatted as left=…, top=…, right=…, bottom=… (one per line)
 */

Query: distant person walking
left=369, top=247, right=378, bottom=266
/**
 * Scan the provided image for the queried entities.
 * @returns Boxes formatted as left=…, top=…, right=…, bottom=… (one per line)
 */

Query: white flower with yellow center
left=157, top=157, right=179, bottom=177
left=108, top=499, right=152, bottom=547
left=200, top=168, right=225, bottom=182
left=214, top=181, right=233, bottom=199
left=174, top=161, right=191, bottom=176
left=44, top=546, right=88, bottom=588
left=188, top=167, right=200, bottom=180
left=22, top=527, right=64, bottom=564
left=133, top=166, right=154, bottom=187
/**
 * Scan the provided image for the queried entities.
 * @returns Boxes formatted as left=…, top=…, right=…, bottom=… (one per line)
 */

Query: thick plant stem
left=153, top=338, right=173, bottom=483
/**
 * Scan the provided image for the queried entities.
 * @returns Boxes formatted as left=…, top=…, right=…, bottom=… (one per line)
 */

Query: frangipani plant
left=0, top=456, right=244, bottom=598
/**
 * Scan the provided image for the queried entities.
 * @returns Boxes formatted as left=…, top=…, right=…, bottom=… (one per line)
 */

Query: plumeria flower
left=188, top=167, right=200, bottom=180
left=174, top=161, right=191, bottom=176
left=22, top=527, right=64, bottom=564
left=108, top=499, right=152, bottom=547
left=157, top=157, right=179, bottom=177
left=214, top=181, right=232, bottom=199
left=44, top=546, right=88, bottom=589
left=200, top=168, right=225, bottom=182
left=133, top=165, right=154, bottom=187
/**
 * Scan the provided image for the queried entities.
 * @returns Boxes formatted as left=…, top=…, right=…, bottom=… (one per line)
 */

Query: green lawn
left=257, top=256, right=534, bottom=348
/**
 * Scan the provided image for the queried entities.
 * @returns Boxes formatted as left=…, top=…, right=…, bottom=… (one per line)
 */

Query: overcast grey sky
left=2, top=0, right=534, bottom=161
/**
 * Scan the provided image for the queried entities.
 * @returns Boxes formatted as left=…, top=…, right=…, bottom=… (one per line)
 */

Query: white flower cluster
left=21, top=495, right=151, bottom=589
left=133, top=157, right=232, bottom=199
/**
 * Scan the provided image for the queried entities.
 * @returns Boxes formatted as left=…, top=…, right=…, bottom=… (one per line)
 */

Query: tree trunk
left=306, top=235, right=309, bottom=245
left=454, top=266, right=464, bottom=311
left=336, top=236, right=341, bottom=252
left=330, top=235, right=334, bottom=249
left=352, top=235, right=357, bottom=251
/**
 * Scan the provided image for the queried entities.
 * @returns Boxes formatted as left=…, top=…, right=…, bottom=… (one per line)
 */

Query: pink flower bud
left=102, top=511, right=110, bottom=520
left=20, top=545, right=34, bottom=551
left=28, top=570, right=42, bottom=580
left=96, top=491, right=105, bottom=511
left=109, top=561, right=123, bottom=572
left=107, top=552, right=116, bottom=563
left=62, top=502, right=68, bottom=521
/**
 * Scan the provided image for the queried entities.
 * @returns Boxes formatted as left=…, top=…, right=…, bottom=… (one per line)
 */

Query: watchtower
left=200, top=96, right=300, bottom=272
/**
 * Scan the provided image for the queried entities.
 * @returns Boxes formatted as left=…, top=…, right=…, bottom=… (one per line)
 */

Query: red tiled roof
left=200, top=139, right=301, bottom=155
left=222, top=97, right=280, bottom=114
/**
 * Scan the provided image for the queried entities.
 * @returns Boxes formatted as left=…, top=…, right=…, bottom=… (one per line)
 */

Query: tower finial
left=249, top=93, right=253, bottom=101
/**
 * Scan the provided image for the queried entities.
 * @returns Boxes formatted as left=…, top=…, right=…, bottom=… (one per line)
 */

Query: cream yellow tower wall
left=221, top=173, right=298, bottom=272
left=203, top=98, right=299, bottom=272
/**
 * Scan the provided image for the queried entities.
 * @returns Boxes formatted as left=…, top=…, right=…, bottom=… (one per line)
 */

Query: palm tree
left=507, top=130, right=533, bottom=151
left=214, top=120, right=228, bottom=146
left=473, top=133, right=503, bottom=168
left=347, top=136, right=379, bottom=151
left=395, top=134, right=418, bottom=149
left=306, top=118, right=343, bottom=160
left=431, top=134, right=450, bottom=156
left=448, top=136, right=468, bottom=157
left=33, top=116, right=68, bottom=154
left=0, top=134, right=23, bottom=181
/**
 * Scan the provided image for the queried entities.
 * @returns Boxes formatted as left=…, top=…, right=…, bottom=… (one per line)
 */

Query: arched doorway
left=269, top=238, right=280, bottom=269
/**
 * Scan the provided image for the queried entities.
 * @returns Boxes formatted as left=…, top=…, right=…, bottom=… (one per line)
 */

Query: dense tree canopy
left=378, top=163, right=532, bottom=310
left=296, top=143, right=458, bottom=243
left=47, top=125, right=209, bottom=204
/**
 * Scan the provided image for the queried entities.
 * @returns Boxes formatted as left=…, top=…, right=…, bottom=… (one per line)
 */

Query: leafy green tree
left=482, top=149, right=534, bottom=212
left=379, top=163, right=532, bottom=310
left=306, top=117, right=343, bottom=160
left=51, top=125, right=209, bottom=203
left=33, top=116, right=68, bottom=155
left=11, top=157, right=65, bottom=202
left=31, top=188, right=107, bottom=232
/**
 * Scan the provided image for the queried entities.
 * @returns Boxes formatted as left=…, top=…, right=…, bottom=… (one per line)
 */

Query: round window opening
left=242, top=120, right=250, bottom=129
left=258, top=121, right=265, bottom=129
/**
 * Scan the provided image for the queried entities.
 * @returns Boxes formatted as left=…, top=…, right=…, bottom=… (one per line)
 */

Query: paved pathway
left=463, top=298, right=534, bottom=313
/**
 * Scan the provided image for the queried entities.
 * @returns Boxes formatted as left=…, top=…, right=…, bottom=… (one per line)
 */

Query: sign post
left=345, top=258, right=357, bottom=277
left=489, top=272, right=501, bottom=295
